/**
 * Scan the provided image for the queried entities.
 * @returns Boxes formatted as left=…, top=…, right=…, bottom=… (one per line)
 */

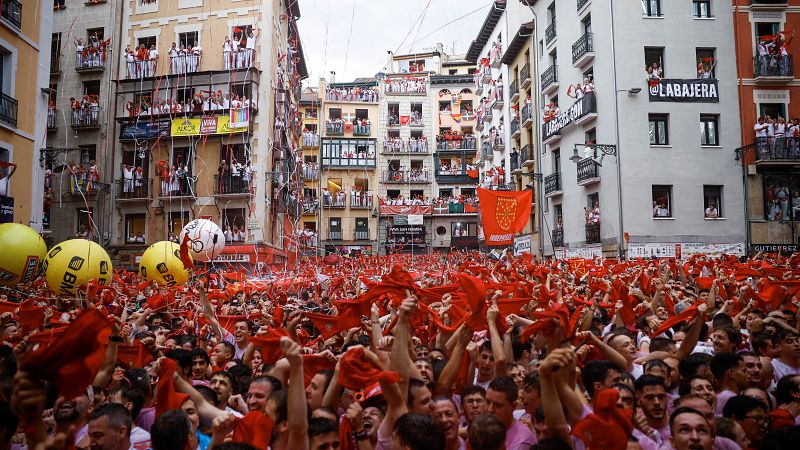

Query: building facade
left=0, top=0, right=51, bottom=232
left=107, top=0, right=306, bottom=269
left=530, top=0, right=744, bottom=259
left=733, top=0, right=800, bottom=253
left=299, top=87, right=320, bottom=255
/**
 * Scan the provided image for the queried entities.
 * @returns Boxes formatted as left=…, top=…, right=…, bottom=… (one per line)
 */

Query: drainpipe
left=733, top=1, right=751, bottom=251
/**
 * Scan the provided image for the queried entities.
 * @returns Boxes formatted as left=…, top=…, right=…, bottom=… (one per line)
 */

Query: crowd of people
left=70, top=96, right=100, bottom=126
left=6, top=248, right=800, bottom=450
left=302, top=130, right=319, bottom=148
left=67, top=160, right=100, bottom=195
left=167, top=42, right=203, bottom=74
left=158, top=160, right=194, bottom=197
left=75, top=34, right=109, bottom=69
left=385, top=77, right=427, bottom=94
left=325, top=87, right=379, bottom=103
left=756, top=31, right=794, bottom=78
left=386, top=166, right=430, bottom=183
left=437, top=131, right=477, bottom=150
left=753, top=116, right=800, bottom=160
left=302, top=162, right=318, bottom=180
left=217, top=159, right=254, bottom=195
left=123, top=92, right=254, bottom=118
left=383, top=136, right=429, bottom=153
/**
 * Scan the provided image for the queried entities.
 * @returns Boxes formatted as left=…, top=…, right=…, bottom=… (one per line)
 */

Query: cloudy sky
left=297, top=0, right=492, bottom=85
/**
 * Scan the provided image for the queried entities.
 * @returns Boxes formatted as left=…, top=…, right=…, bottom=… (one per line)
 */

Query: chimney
left=330, top=71, right=336, bottom=84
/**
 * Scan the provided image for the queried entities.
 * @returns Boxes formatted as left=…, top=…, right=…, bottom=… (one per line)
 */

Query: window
left=125, top=214, right=146, bottom=243
left=175, top=87, right=194, bottom=103
left=649, top=114, right=669, bottom=145
left=305, top=108, right=318, bottom=118
left=448, top=69, right=457, bottom=75
left=321, top=138, right=376, bottom=167
left=169, top=212, right=190, bottom=236
left=652, top=185, right=673, bottom=218
left=439, top=188, right=454, bottom=198
left=755, top=23, right=779, bottom=47
left=221, top=143, right=250, bottom=163
left=587, top=193, right=599, bottom=210
left=329, top=108, right=341, bottom=120
left=137, top=36, right=156, bottom=50
left=387, top=189, right=400, bottom=199
left=700, top=114, right=719, bottom=146
left=645, top=47, right=665, bottom=76
left=703, top=185, right=723, bottom=218
left=696, top=48, right=716, bottom=78
left=642, top=0, right=662, bottom=17
left=410, top=102, right=423, bottom=124
left=355, top=108, right=369, bottom=121
left=759, top=103, right=786, bottom=119
left=439, top=101, right=450, bottom=113
left=452, top=222, right=477, bottom=237
left=222, top=208, right=246, bottom=241
left=232, top=25, right=254, bottom=48
left=355, top=218, right=368, bottom=231
left=388, top=103, right=399, bottom=125
left=461, top=100, right=473, bottom=115
left=178, top=31, right=198, bottom=49
left=76, top=208, right=94, bottom=236
left=693, top=0, right=711, bottom=18
left=51, top=33, right=62, bottom=71
left=329, top=218, right=342, bottom=240
left=87, top=28, right=104, bottom=42
left=79, top=145, right=96, bottom=163
left=763, top=174, right=798, bottom=221
left=83, top=80, right=101, bottom=98
left=585, top=128, right=596, bottom=145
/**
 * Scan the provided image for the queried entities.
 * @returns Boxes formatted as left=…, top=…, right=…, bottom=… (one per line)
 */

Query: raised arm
left=282, top=337, right=309, bottom=450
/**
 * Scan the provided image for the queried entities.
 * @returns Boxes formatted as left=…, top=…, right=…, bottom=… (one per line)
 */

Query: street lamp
left=570, top=143, right=623, bottom=259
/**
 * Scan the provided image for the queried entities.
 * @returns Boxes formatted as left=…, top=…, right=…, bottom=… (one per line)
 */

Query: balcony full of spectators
left=117, top=176, right=150, bottom=201
left=158, top=167, right=195, bottom=199
left=222, top=48, right=255, bottom=70
left=302, top=162, right=318, bottom=180
left=350, top=193, right=374, bottom=209
left=352, top=120, right=371, bottom=136
left=326, top=119, right=344, bottom=136
left=169, top=52, right=202, bottom=75
left=490, top=83, right=504, bottom=110
left=325, top=86, right=378, bottom=103
left=214, top=172, right=253, bottom=196
left=432, top=195, right=479, bottom=215
left=382, top=168, right=431, bottom=183
left=385, top=76, right=427, bottom=95
left=383, top=136, right=429, bottom=154
left=124, top=45, right=158, bottom=79
left=489, top=41, right=503, bottom=69
left=321, top=189, right=346, bottom=208
left=436, top=131, right=476, bottom=151
left=301, top=197, right=319, bottom=214
left=302, top=130, right=319, bottom=147
left=435, top=158, right=479, bottom=184
left=75, top=37, right=107, bottom=73
left=70, top=97, right=101, bottom=129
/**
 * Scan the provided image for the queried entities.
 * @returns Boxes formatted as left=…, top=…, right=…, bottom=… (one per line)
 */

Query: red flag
left=302, top=354, right=337, bottom=387
left=179, top=234, right=194, bottom=270
left=232, top=412, right=274, bottom=450
left=248, top=329, right=289, bottom=366
left=337, top=348, right=400, bottom=390
left=476, top=187, right=532, bottom=246
left=155, top=358, right=189, bottom=418
left=304, top=311, right=341, bottom=339
left=571, top=389, right=633, bottom=450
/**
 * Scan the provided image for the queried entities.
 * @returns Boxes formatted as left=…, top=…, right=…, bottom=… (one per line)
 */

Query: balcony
left=435, top=165, right=479, bottom=184
left=481, top=142, right=493, bottom=161
left=0, top=0, right=21, bottom=29
left=223, top=49, right=256, bottom=70
left=353, top=124, right=371, bottom=136
left=483, top=108, right=493, bottom=122
left=436, top=138, right=476, bottom=151
left=510, top=152, right=520, bottom=173
left=520, top=144, right=534, bottom=168
left=541, top=65, right=559, bottom=95
left=754, top=55, right=793, bottom=83
left=474, top=74, right=484, bottom=96
left=577, top=0, right=590, bottom=12
left=50, top=56, right=61, bottom=76
left=510, top=79, right=520, bottom=103
left=552, top=229, right=564, bottom=248
left=382, top=169, right=431, bottom=184
left=492, top=135, right=505, bottom=152
left=522, top=103, right=533, bottom=128
left=576, top=158, right=600, bottom=185
left=326, top=122, right=344, bottom=136
left=302, top=165, right=319, bottom=180
left=322, top=195, right=346, bottom=208
left=214, top=174, right=252, bottom=196
left=158, top=177, right=195, bottom=199
left=354, top=230, right=370, bottom=240
left=351, top=194, right=374, bottom=209
left=480, top=67, right=492, bottom=85
left=544, top=172, right=562, bottom=197
left=321, top=155, right=376, bottom=168
left=125, top=60, right=158, bottom=79
left=511, top=117, right=521, bottom=139
left=76, top=50, right=106, bottom=73
left=385, top=77, right=427, bottom=95
left=324, top=88, right=379, bottom=103
left=169, top=54, right=201, bottom=75
left=545, top=19, right=557, bottom=46
left=47, top=109, right=58, bottom=131
left=71, top=107, right=101, bottom=130
left=491, top=87, right=504, bottom=110
left=328, top=230, right=343, bottom=241
left=520, top=64, right=531, bottom=89
left=302, top=198, right=319, bottom=214
left=586, top=222, right=600, bottom=244
left=490, top=42, right=503, bottom=69
left=0, top=92, right=17, bottom=128
left=383, top=138, right=430, bottom=154
left=117, top=178, right=150, bottom=201
left=572, top=33, right=594, bottom=68
left=70, top=181, right=100, bottom=197
left=750, top=137, right=800, bottom=164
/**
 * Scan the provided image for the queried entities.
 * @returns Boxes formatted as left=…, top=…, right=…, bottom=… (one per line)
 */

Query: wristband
left=109, top=335, right=124, bottom=343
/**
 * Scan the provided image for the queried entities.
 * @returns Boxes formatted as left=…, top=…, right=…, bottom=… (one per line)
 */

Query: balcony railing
left=71, top=106, right=101, bottom=129
left=302, top=198, right=319, bottom=214
left=511, top=117, right=520, bottom=137
left=751, top=137, right=800, bottom=161
left=214, top=174, right=252, bottom=195
left=383, top=170, right=430, bottom=183
left=552, top=229, right=564, bottom=248
left=76, top=50, right=106, bottom=71
left=322, top=195, right=346, bottom=208
left=158, top=176, right=195, bottom=198
left=125, top=59, right=157, bottom=79
left=572, top=33, right=593, bottom=64
left=352, top=123, right=371, bottom=136
left=544, top=172, right=562, bottom=195
left=328, top=230, right=343, bottom=240
left=577, top=0, right=590, bottom=10
left=325, top=88, right=379, bottom=103
left=545, top=19, right=557, bottom=44
left=541, top=65, right=558, bottom=91
left=0, top=93, right=17, bottom=128
left=1, top=0, right=21, bottom=28
left=302, top=165, right=319, bottom=180
left=510, top=152, right=519, bottom=172
left=522, top=103, right=533, bottom=125
left=169, top=54, right=202, bottom=75
left=520, top=144, right=532, bottom=165
left=384, top=138, right=429, bottom=153
left=354, top=230, right=369, bottom=240
left=326, top=122, right=344, bottom=136
left=47, top=109, right=58, bottom=130
left=509, top=79, right=519, bottom=101
left=481, top=142, right=493, bottom=160
left=520, top=63, right=531, bottom=87
left=576, top=158, right=600, bottom=183
left=117, top=178, right=150, bottom=200
left=223, top=49, right=256, bottom=70
left=586, top=222, right=600, bottom=244
left=754, top=55, right=793, bottom=79
left=437, top=139, right=476, bottom=150
left=351, top=194, right=373, bottom=209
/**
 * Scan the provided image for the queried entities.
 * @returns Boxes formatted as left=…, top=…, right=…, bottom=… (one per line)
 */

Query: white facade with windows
left=531, top=0, right=744, bottom=257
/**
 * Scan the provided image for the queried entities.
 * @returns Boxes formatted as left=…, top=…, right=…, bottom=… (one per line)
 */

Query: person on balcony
left=135, top=44, right=148, bottom=77
left=778, top=31, right=795, bottom=76
left=134, top=166, right=144, bottom=197
left=190, top=42, right=202, bottom=72
left=585, top=202, right=600, bottom=224
left=697, top=58, right=717, bottom=79
left=168, top=42, right=180, bottom=73
left=146, top=44, right=158, bottom=77
left=757, top=37, right=775, bottom=77
left=704, top=202, right=719, bottom=219
left=775, top=116, right=788, bottom=158
left=244, top=30, right=256, bottom=67
left=755, top=116, right=769, bottom=158
left=75, top=37, right=85, bottom=68
left=223, top=36, right=234, bottom=69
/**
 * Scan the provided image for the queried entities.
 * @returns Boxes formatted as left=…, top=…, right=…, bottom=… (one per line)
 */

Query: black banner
left=120, top=121, right=170, bottom=141
left=648, top=79, right=719, bottom=103
left=388, top=225, right=425, bottom=237
left=750, top=244, right=800, bottom=254
left=542, top=92, right=597, bottom=141
left=0, top=195, right=13, bottom=223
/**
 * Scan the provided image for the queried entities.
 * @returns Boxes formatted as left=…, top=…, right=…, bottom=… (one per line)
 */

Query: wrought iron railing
left=572, top=33, right=593, bottom=64
left=586, top=222, right=600, bottom=244
left=544, top=172, right=562, bottom=195
left=576, top=157, right=599, bottom=183
left=541, top=65, right=558, bottom=90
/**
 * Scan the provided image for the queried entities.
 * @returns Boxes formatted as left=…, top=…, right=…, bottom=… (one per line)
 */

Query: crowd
left=124, top=92, right=254, bottom=118
left=224, top=224, right=247, bottom=242
left=385, top=77, right=427, bottom=94
left=383, top=136, right=429, bottom=153
left=217, top=159, right=254, bottom=194
left=121, top=164, right=147, bottom=198
left=302, top=130, right=319, bottom=147
left=302, top=162, right=318, bottom=180
left=70, top=96, right=100, bottom=126
left=167, top=42, right=203, bottom=74
left=325, top=87, right=379, bottom=103
left=753, top=115, right=800, bottom=160
left=9, top=243, right=800, bottom=450
left=75, top=34, right=109, bottom=69
left=297, top=227, right=319, bottom=248
left=756, top=31, right=794, bottom=78
left=158, top=160, right=193, bottom=197
left=386, top=166, right=430, bottom=183
left=67, top=160, right=100, bottom=195
left=124, top=44, right=159, bottom=78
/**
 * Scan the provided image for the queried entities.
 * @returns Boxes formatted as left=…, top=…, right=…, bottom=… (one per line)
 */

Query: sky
left=297, top=0, right=493, bottom=85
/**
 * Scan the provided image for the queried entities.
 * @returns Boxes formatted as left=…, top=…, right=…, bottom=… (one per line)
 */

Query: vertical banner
left=0, top=196, right=13, bottom=223
left=477, top=188, right=532, bottom=246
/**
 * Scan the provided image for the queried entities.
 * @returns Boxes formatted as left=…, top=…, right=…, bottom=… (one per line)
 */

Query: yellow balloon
left=139, top=241, right=192, bottom=286
left=0, top=223, right=48, bottom=286
left=44, top=239, right=113, bottom=295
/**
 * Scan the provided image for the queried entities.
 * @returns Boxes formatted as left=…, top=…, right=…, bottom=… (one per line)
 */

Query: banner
left=171, top=115, right=249, bottom=137
left=0, top=195, right=12, bottom=223
left=399, top=116, right=410, bottom=125
left=120, top=121, right=169, bottom=141
left=408, top=214, right=423, bottom=225
left=477, top=187, right=532, bottom=246
left=389, top=225, right=425, bottom=237
left=513, top=235, right=531, bottom=256
left=379, top=205, right=433, bottom=216
left=542, top=92, right=597, bottom=140
left=648, top=79, right=719, bottom=103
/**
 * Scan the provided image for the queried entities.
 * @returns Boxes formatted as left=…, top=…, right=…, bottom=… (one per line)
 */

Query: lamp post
left=569, top=143, right=624, bottom=259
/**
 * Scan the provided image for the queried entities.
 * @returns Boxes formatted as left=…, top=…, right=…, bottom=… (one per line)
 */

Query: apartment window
left=585, top=128, right=597, bottom=145
left=696, top=48, right=716, bottom=78
left=355, top=218, right=368, bottom=232
left=700, top=114, right=719, bottom=146
left=329, top=218, right=342, bottom=240
left=387, top=189, right=400, bottom=199
left=305, top=108, right=318, bottom=118
left=759, top=103, right=786, bottom=119
left=51, top=33, right=62, bottom=71
left=461, top=100, right=473, bottom=115
left=642, top=0, right=662, bottom=17
left=649, top=114, right=669, bottom=145
left=439, top=188, right=453, bottom=198
left=693, top=0, right=711, bottom=18
left=79, top=145, right=96, bottom=163
left=87, top=28, right=104, bottom=42
left=355, top=108, right=369, bottom=121
left=703, top=185, right=723, bottom=218
left=755, top=23, right=779, bottom=47
left=175, top=87, right=193, bottom=103
left=137, top=36, right=156, bottom=50
left=329, top=108, right=341, bottom=119
left=452, top=222, right=477, bottom=237
left=439, top=101, right=450, bottom=112
left=644, top=47, right=665, bottom=76
left=652, top=185, right=673, bottom=218
left=449, top=69, right=457, bottom=75
left=762, top=174, right=795, bottom=221
left=178, top=31, right=199, bottom=49
left=169, top=212, right=190, bottom=236
left=587, top=193, right=599, bottom=210
left=125, top=214, right=146, bottom=243
left=222, top=208, right=246, bottom=241
left=410, top=102, right=423, bottom=124
left=83, top=80, right=101, bottom=98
